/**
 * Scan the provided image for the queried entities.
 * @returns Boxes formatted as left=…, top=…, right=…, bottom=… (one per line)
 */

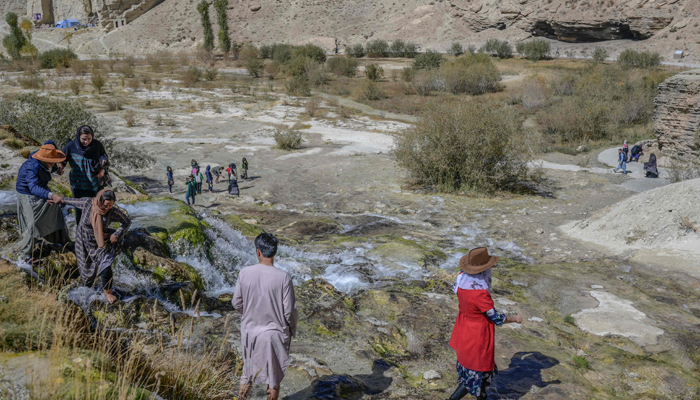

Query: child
left=166, top=166, right=174, bottom=194
left=194, top=167, right=203, bottom=194
left=206, top=165, right=213, bottom=192
left=186, top=176, right=197, bottom=205
left=241, top=157, right=249, bottom=180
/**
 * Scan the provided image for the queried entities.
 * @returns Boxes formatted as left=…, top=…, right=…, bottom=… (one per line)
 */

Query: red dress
left=449, top=289, right=497, bottom=372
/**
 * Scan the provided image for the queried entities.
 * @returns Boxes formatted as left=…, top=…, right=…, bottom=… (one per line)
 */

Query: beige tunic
left=232, top=263, right=297, bottom=388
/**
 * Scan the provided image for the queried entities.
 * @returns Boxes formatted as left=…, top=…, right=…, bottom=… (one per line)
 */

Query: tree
left=213, top=0, right=231, bottom=54
left=197, top=1, right=214, bottom=52
left=2, top=13, right=28, bottom=60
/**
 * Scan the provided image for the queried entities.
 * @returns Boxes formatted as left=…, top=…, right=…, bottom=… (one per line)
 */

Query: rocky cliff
left=26, top=0, right=165, bottom=27
left=654, top=69, right=700, bottom=161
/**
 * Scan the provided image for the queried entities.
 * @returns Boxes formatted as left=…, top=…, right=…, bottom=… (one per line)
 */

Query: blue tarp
left=55, top=19, right=80, bottom=28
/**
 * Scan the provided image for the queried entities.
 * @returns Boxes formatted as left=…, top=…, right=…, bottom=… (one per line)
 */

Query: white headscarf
left=453, top=269, right=492, bottom=293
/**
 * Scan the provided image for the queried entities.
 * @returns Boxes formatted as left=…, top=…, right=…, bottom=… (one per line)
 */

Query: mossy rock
left=166, top=205, right=210, bottom=248
left=223, top=214, right=265, bottom=238
left=48, top=181, right=73, bottom=198
left=131, top=248, right=204, bottom=291
left=34, top=252, right=79, bottom=283
left=296, top=278, right=357, bottom=336
left=367, top=235, right=447, bottom=269
left=275, top=218, right=342, bottom=239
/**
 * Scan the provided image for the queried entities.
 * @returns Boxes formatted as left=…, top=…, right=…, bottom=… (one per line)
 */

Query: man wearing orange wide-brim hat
left=15, top=141, right=70, bottom=263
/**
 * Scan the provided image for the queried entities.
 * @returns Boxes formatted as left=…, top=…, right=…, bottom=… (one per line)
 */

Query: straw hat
left=32, top=143, right=66, bottom=163
left=459, top=247, right=499, bottom=274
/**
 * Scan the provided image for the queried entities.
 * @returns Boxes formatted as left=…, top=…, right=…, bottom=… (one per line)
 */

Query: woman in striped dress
left=62, top=189, right=131, bottom=304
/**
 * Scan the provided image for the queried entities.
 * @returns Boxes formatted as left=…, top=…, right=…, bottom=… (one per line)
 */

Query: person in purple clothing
left=15, top=141, right=70, bottom=263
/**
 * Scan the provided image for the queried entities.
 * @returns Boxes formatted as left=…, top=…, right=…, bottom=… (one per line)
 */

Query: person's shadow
left=284, top=359, right=392, bottom=400
left=490, top=351, right=561, bottom=399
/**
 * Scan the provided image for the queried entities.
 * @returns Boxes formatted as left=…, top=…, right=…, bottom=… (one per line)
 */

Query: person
left=227, top=162, right=237, bottom=182
left=205, top=165, right=213, bottom=192
left=622, top=140, right=629, bottom=162
left=228, top=177, right=240, bottom=196
left=212, top=166, right=224, bottom=184
left=555, top=47, right=559, bottom=57
left=185, top=176, right=197, bottom=205
left=447, top=248, right=523, bottom=400
left=630, top=144, right=643, bottom=162
left=644, top=153, right=659, bottom=178
left=60, top=189, right=131, bottom=305
left=16, top=142, right=70, bottom=263
left=194, top=167, right=204, bottom=194
left=59, top=125, right=109, bottom=223
left=166, top=166, right=174, bottom=194
left=190, top=159, right=199, bottom=175
left=233, top=233, right=297, bottom=400
left=614, top=149, right=627, bottom=174
left=241, top=157, right=249, bottom=180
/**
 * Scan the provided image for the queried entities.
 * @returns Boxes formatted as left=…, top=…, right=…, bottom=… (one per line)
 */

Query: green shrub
left=326, top=57, right=358, bottom=77
left=413, top=50, right=443, bottom=70
left=271, top=44, right=294, bottom=63
left=401, top=66, right=415, bottom=82
left=449, top=42, right=464, bottom=57
left=285, top=75, right=311, bottom=97
left=515, top=39, right=550, bottom=61
left=364, top=63, right=384, bottom=81
left=274, top=129, right=303, bottom=150
left=572, top=355, right=590, bottom=370
left=592, top=47, right=608, bottom=63
left=38, top=48, right=78, bottom=69
left=259, top=44, right=272, bottom=59
left=412, top=69, right=444, bottom=96
left=440, top=53, right=501, bottom=95
left=366, top=40, right=389, bottom=58
left=2, top=137, right=25, bottom=149
left=203, top=67, right=218, bottom=81
left=69, top=79, right=80, bottom=95
left=480, top=39, right=512, bottom=58
left=618, top=49, right=661, bottom=69
left=393, top=100, right=537, bottom=193
left=358, top=80, right=383, bottom=100
left=346, top=44, right=365, bottom=58
left=403, top=43, right=418, bottom=58
left=247, top=58, right=264, bottom=78
left=182, top=66, right=202, bottom=87
left=293, top=44, right=326, bottom=63
left=390, top=40, right=406, bottom=57
left=284, top=56, right=309, bottom=77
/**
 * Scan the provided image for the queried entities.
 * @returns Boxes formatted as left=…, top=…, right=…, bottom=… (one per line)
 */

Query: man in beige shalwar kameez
left=233, top=233, right=297, bottom=400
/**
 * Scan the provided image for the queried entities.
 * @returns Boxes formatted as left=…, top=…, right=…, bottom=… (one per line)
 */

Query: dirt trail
left=314, top=92, right=418, bottom=123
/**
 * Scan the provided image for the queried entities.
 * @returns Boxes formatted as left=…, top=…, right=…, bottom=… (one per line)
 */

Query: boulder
left=223, top=214, right=265, bottom=238
left=296, top=278, right=356, bottom=336
left=131, top=248, right=204, bottom=291
left=653, top=69, right=700, bottom=162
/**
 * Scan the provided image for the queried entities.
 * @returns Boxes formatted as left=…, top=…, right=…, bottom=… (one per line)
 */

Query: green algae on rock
left=222, top=214, right=265, bottom=238
left=367, top=235, right=447, bottom=270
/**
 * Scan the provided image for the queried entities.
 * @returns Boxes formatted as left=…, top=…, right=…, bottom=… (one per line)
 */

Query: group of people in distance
left=16, top=125, right=131, bottom=304
left=614, top=140, right=659, bottom=178
left=166, top=158, right=249, bottom=205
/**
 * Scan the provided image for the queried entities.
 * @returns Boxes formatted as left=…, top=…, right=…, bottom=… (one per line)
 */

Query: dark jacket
left=16, top=142, right=55, bottom=200
left=205, top=166, right=213, bottom=183
left=61, top=129, right=107, bottom=192
left=186, top=179, right=197, bottom=197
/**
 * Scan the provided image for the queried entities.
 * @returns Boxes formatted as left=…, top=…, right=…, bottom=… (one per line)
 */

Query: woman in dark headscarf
left=61, top=189, right=131, bottom=304
left=166, top=166, right=174, bottom=193
left=59, top=125, right=109, bottom=222
left=644, top=153, right=659, bottom=178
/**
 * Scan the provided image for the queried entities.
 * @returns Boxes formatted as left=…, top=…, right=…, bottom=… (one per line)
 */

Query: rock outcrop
left=26, top=0, right=166, bottom=27
left=654, top=69, right=700, bottom=161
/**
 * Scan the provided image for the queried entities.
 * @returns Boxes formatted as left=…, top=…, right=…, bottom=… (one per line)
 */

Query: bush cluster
left=617, top=49, right=661, bottom=69
left=346, top=40, right=418, bottom=58
left=412, top=50, right=443, bottom=70
left=411, top=52, right=501, bottom=96
left=326, top=57, right=358, bottom=77
left=392, top=100, right=537, bottom=193
left=274, top=129, right=303, bottom=150
left=515, top=40, right=550, bottom=61
left=38, top=48, right=78, bottom=69
left=592, top=47, right=608, bottom=63
left=480, top=39, right=512, bottom=58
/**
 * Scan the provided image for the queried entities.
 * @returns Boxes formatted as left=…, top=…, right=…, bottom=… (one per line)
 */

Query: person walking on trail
left=233, top=233, right=297, bottom=400
left=185, top=176, right=197, bottom=206
left=241, top=157, right=249, bottom=180
left=622, top=140, right=629, bottom=162
left=166, top=166, right=174, bottom=194
left=59, top=189, right=131, bottom=305
left=614, top=148, right=628, bottom=174
left=16, top=142, right=70, bottom=264
left=205, top=165, right=214, bottom=192
left=447, top=247, right=523, bottom=400
left=192, top=167, right=203, bottom=194
left=59, top=125, right=109, bottom=223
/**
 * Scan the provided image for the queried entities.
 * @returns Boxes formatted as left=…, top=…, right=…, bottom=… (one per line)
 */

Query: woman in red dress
left=447, top=247, right=523, bottom=400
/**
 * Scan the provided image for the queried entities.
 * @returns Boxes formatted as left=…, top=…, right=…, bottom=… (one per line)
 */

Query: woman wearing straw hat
left=447, top=248, right=523, bottom=400
left=15, top=141, right=70, bottom=263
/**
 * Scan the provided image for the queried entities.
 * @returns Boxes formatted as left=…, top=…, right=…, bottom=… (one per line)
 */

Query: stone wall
left=653, top=69, right=700, bottom=161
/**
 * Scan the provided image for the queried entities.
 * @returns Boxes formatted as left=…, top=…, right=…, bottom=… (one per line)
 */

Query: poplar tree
left=213, top=0, right=231, bottom=54
left=2, top=13, right=28, bottom=60
left=197, top=1, right=214, bottom=52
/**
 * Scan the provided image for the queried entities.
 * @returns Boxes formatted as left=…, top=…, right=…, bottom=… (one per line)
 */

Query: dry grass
left=123, top=110, right=137, bottom=127
left=0, top=260, right=241, bottom=399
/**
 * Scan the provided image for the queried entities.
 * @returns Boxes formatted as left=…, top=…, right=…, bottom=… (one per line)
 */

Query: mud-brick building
left=26, top=0, right=166, bottom=29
